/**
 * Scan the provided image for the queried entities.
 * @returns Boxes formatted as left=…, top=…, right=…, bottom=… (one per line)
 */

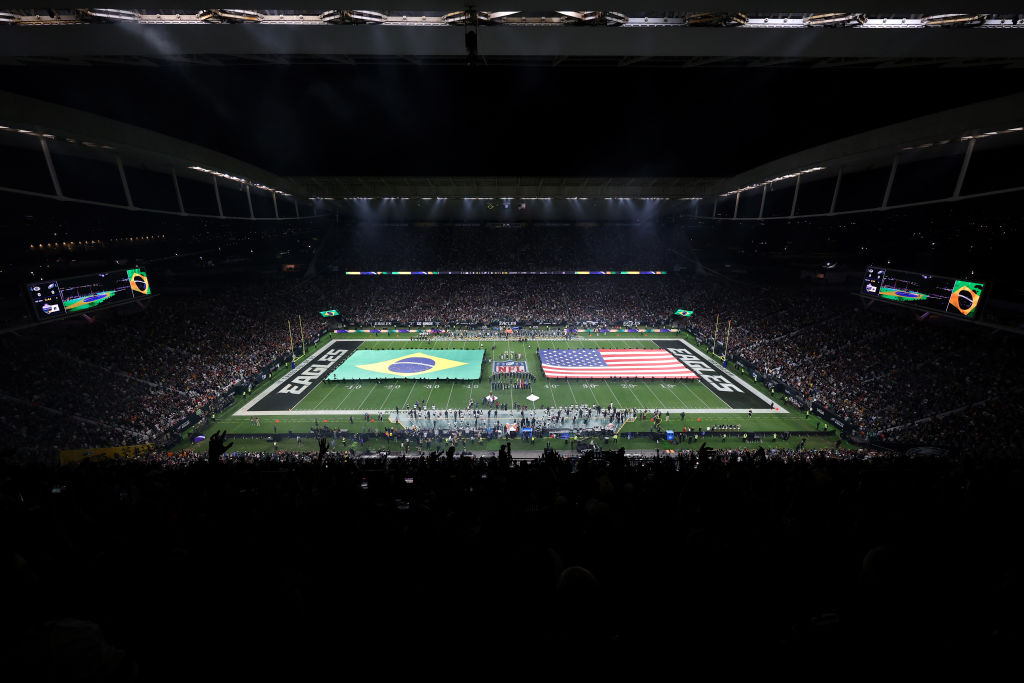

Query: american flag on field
left=538, top=348, right=698, bottom=379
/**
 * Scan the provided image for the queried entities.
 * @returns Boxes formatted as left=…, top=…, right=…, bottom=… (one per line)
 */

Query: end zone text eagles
left=278, top=348, right=349, bottom=395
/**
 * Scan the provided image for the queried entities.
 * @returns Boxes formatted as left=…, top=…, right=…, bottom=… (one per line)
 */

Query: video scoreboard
left=26, top=268, right=151, bottom=321
left=862, top=266, right=984, bottom=319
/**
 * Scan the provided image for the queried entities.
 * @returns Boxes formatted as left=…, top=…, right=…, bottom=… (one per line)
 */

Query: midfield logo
left=494, top=361, right=527, bottom=373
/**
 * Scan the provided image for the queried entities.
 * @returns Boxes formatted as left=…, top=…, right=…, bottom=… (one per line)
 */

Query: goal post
left=710, top=316, right=730, bottom=365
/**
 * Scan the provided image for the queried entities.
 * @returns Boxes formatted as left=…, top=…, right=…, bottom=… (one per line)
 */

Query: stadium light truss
left=719, top=166, right=826, bottom=197
left=687, top=12, right=748, bottom=27
left=0, top=10, right=1021, bottom=28
left=0, top=122, right=113, bottom=149
left=188, top=165, right=291, bottom=195
left=79, top=8, right=141, bottom=22
left=901, top=126, right=1023, bottom=150
left=960, top=126, right=1024, bottom=141
left=803, top=13, right=867, bottom=27
left=320, top=9, right=387, bottom=24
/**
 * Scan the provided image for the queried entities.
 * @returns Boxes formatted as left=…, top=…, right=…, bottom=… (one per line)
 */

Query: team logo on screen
left=128, top=269, right=150, bottom=295
left=949, top=280, right=983, bottom=317
left=356, top=352, right=468, bottom=377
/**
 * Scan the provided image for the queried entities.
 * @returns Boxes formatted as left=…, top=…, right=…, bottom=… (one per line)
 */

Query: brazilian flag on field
left=328, top=349, right=484, bottom=380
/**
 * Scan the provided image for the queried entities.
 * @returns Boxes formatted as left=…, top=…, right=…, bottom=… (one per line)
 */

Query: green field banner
left=328, top=349, right=484, bottom=380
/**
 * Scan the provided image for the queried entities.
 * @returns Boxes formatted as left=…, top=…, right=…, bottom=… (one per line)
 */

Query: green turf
left=296, top=337, right=734, bottom=412
left=170, top=332, right=854, bottom=451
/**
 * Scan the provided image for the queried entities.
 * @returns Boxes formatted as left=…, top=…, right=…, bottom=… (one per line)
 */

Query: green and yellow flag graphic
left=328, top=349, right=484, bottom=380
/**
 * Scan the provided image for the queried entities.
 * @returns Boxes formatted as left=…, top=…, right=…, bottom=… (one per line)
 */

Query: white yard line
left=620, top=381, right=647, bottom=408
left=600, top=379, right=627, bottom=408
left=399, top=383, right=417, bottom=409
left=674, top=377, right=719, bottom=409
left=380, top=382, right=400, bottom=411
left=355, top=384, right=377, bottom=411
left=641, top=382, right=668, bottom=410
left=423, top=383, right=438, bottom=409
left=657, top=381, right=692, bottom=408
left=309, top=381, right=343, bottom=411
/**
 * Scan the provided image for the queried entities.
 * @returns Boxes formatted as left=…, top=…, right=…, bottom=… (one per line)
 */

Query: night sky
left=1, top=64, right=1020, bottom=178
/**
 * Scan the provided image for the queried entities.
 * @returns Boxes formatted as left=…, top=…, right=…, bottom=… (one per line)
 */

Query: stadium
left=2, top=1, right=1023, bottom=673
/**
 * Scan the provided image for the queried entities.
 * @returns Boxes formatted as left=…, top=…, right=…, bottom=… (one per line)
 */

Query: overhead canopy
left=710, top=91, right=1024, bottom=197
left=1, top=7, right=1023, bottom=67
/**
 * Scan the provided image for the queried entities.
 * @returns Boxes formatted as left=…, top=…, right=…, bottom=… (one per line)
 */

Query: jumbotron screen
left=862, top=266, right=984, bottom=319
left=26, top=268, right=151, bottom=321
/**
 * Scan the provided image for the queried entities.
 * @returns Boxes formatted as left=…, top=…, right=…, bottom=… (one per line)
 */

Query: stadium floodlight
left=198, top=9, right=262, bottom=24
left=444, top=10, right=492, bottom=24
left=77, top=8, right=141, bottom=22
left=443, top=10, right=470, bottom=24
left=922, top=13, right=989, bottom=27
left=319, top=9, right=344, bottom=23
left=321, top=10, right=387, bottom=24
left=687, top=12, right=748, bottom=27
left=444, top=10, right=521, bottom=23
left=803, top=13, right=867, bottom=27
left=216, top=9, right=263, bottom=23
left=582, top=11, right=628, bottom=25
left=555, top=11, right=629, bottom=25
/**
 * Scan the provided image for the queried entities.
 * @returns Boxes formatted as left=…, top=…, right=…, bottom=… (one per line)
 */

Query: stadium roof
left=2, top=6, right=1024, bottom=67
left=2, top=83, right=1022, bottom=216
left=710, top=92, right=1024, bottom=197
left=1, top=4, right=1022, bottom=215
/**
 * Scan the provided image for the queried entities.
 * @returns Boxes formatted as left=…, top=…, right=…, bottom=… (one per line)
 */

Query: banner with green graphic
left=328, top=349, right=484, bottom=380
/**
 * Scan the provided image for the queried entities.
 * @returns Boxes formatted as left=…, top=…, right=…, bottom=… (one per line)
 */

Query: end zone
left=653, top=339, right=784, bottom=412
left=236, top=340, right=362, bottom=415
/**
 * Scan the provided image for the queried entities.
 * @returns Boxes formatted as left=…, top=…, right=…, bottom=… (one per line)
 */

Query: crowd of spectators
left=3, top=443, right=1022, bottom=678
left=684, top=289, right=1021, bottom=448
left=0, top=276, right=330, bottom=453
left=0, top=271, right=1018, bottom=460
left=312, top=275, right=680, bottom=327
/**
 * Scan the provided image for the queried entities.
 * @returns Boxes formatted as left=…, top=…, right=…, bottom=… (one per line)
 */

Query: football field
left=295, top=339, right=745, bottom=413
left=170, top=331, right=851, bottom=454
left=240, top=334, right=776, bottom=415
